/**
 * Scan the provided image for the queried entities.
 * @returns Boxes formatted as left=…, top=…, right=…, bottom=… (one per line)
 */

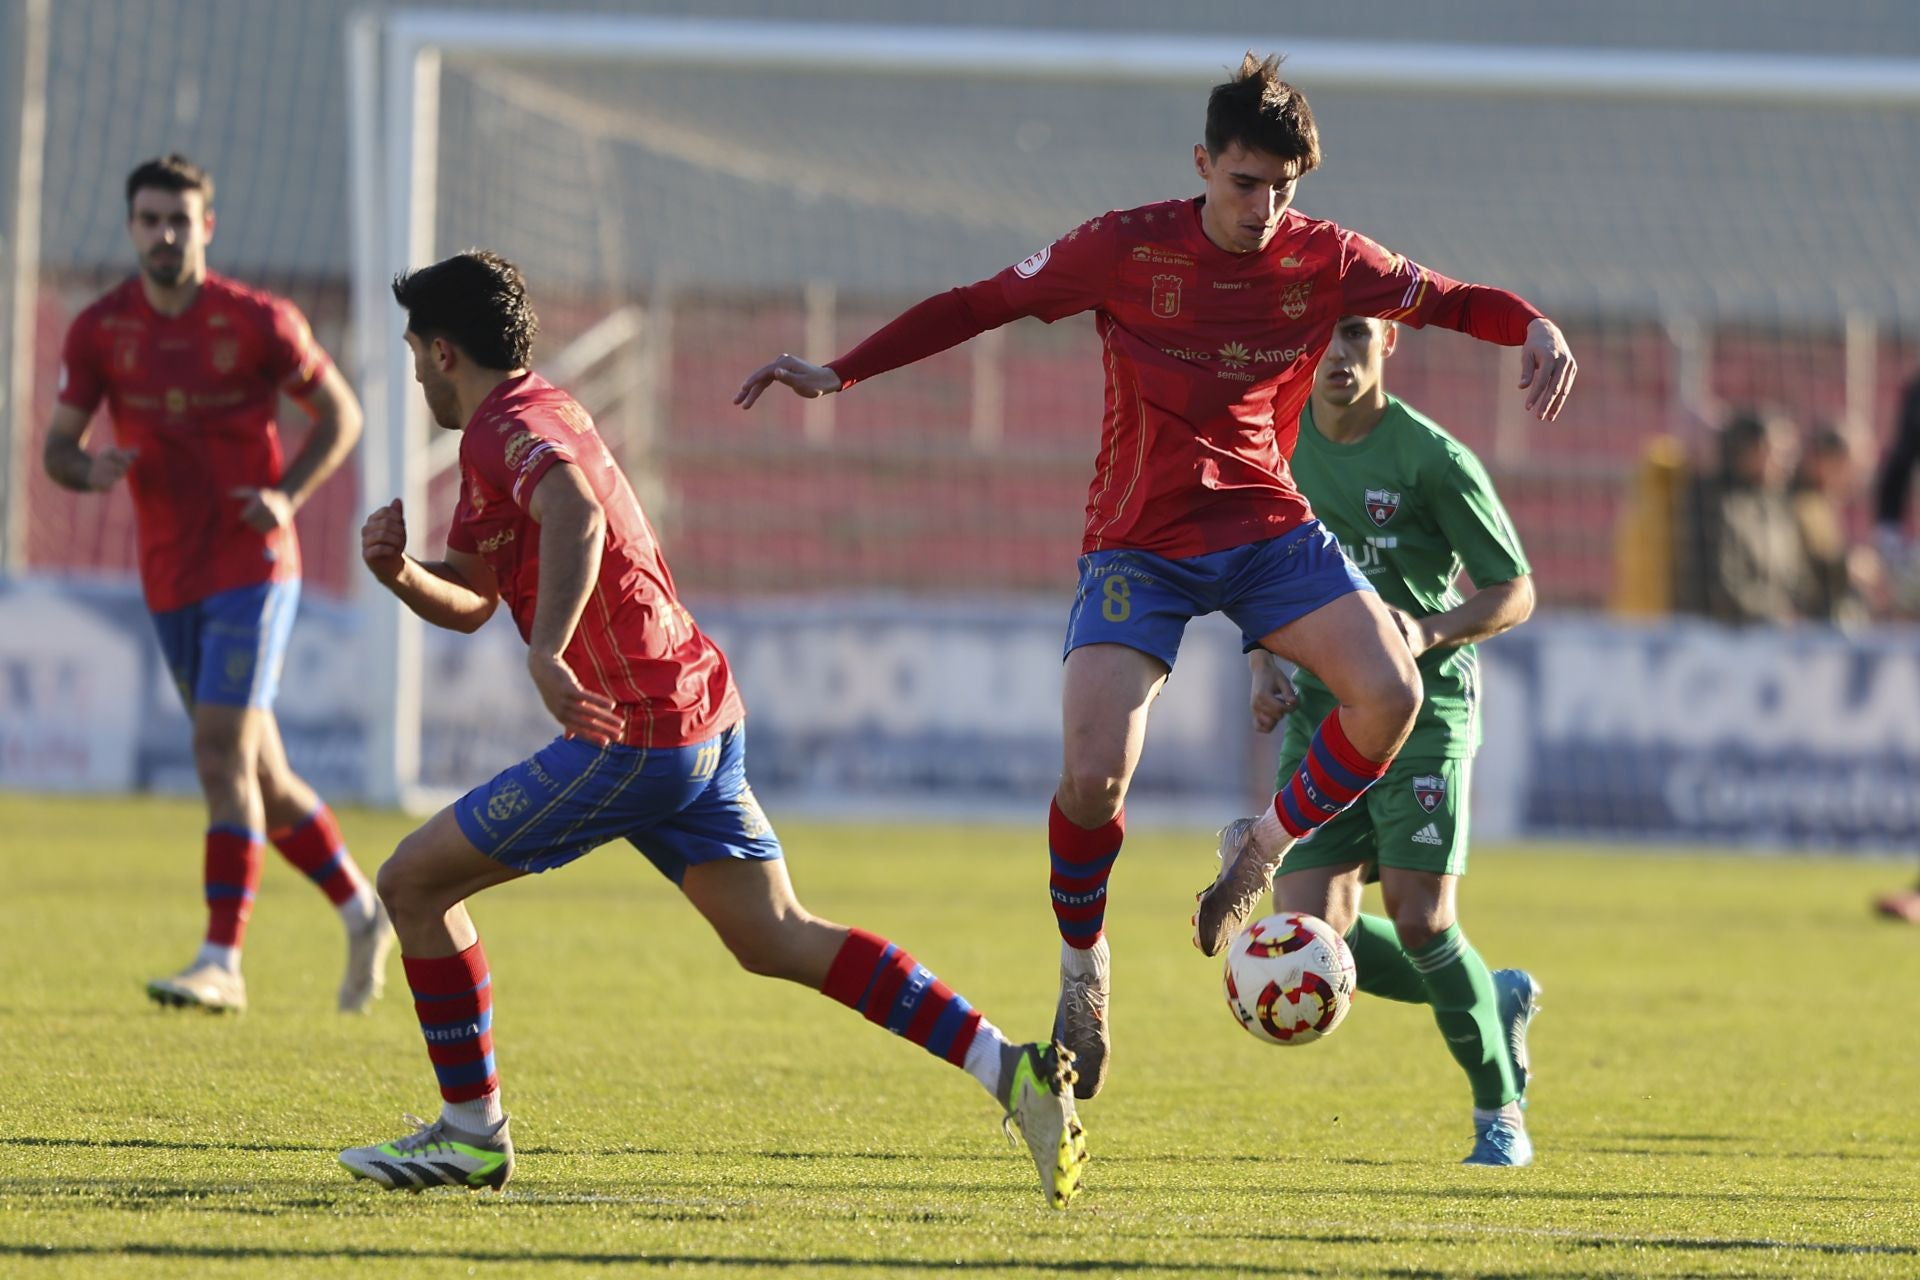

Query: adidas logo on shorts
left=1411, top=823, right=1443, bottom=846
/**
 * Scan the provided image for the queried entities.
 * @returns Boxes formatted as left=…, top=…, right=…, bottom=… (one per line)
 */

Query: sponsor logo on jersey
left=1013, top=245, right=1052, bottom=278
left=477, top=527, right=516, bottom=554
left=208, top=312, right=230, bottom=328
left=1341, top=540, right=1386, bottom=575
left=114, top=339, right=142, bottom=374
left=1365, top=488, right=1401, bottom=527
left=164, top=387, right=187, bottom=416
left=210, top=338, right=239, bottom=373
left=1280, top=280, right=1313, bottom=320
left=1218, top=341, right=1251, bottom=368
left=553, top=402, right=593, bottom=434
left=1413, top=774, right=1447, bottom=813
left=1279, top=256, right=1305, bottom=268
left=1213, top=280, right=1251, bottom=290
left=1150, top=273, right=1183, bottom=318
left=1130, top=245, right=1196, bottom=267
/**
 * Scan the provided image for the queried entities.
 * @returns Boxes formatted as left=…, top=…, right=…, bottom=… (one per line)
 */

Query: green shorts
left=1274, top=747, right=1472, bottom=878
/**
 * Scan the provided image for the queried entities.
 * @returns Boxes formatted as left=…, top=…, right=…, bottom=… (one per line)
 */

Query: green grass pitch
left=2, top=792, right=1916, bottom=1278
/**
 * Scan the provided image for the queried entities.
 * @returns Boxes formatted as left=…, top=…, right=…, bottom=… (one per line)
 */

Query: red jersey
left=830, top=198, right=1542, bottom=558
left=447, top=372, right=743, bottom=749
left=57, top=272, right=330, bottom=611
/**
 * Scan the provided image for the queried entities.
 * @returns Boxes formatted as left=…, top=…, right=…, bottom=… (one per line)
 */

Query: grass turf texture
left=1, top=792, right=1916, bottom=1279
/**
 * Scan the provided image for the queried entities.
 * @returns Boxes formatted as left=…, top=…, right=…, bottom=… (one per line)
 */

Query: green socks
left=1344, top=914, right=1428, bottom=1003
left=1347, top=916, right=1518, bottom=1110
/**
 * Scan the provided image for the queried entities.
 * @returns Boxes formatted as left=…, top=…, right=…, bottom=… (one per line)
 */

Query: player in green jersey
left=1245, top=315, right=1542, bottom=1167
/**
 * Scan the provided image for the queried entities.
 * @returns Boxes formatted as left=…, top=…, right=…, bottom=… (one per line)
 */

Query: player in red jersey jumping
left=736, top=55, right=1577, bottom=1099
left=43, top=155, right=388, bottom=1014
left=340, top=252, right=1087, bottom=1205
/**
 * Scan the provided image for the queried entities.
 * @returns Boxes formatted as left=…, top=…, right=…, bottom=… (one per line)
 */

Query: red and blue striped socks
left=821, top=927, right=987, bottom=1069
left=1049, top=801, right=1123, bottom=949
left=404, top=942, right=503, bottom=1131
left=269, top=805, right=371, bottom=918
left=200, top=824, right=262, bottom=963
left=1273, top=709, right=1391, bottom=838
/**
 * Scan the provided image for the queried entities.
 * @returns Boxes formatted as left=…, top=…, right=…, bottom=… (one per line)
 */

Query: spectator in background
left=1871, top=368, right=1920, bottom=611
left=1789, top=423, right=1875, bottom=628
left=1868, top=368, right=1920, bottom=925
left=1676, top=409, right=1807, bottom=625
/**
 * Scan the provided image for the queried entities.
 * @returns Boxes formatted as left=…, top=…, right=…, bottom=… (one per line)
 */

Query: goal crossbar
left=346, top=10, right=1920, bottom=808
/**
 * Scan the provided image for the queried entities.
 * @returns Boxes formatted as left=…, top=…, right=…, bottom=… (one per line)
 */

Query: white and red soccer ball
left=1223, top=912, right=1357, bottom=1046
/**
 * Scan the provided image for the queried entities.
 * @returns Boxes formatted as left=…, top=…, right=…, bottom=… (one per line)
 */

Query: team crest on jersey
left=1280, top=280, right=1313, bottom=320
left=210, top=338, right=239, bottom=373
left=1013, top=245, right=1052, bottom=278
left=1413, top=774, right=1446, bottom=813
left=1365, top=488, right=1401, bottom=527
left=1150, top=274, right=1183, bottom=318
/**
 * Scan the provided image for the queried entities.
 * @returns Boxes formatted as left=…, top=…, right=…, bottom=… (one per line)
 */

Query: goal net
left=340, top=14, right=1920, bottom=842
left=11, top=8, right=1915, bottom=847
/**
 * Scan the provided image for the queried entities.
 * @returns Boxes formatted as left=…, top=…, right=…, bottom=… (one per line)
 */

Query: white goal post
left=346, top=11, right=1920, bottom=811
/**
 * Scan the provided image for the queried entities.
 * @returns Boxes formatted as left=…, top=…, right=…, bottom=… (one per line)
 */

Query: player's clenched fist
left=361, top=497, right=410, bottom=585
left=87, top=447, right=137, bottom=491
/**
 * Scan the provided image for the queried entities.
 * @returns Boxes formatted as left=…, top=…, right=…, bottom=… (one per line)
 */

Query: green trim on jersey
left=1289, top=395, right=1529, bottom=758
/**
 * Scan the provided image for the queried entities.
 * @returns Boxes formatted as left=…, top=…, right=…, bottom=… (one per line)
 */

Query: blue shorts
left=1063, top=522, right=1371, bottom=669
left=149, top=579, right=302, bottom=710
left=453, top=723, right=784, bottom=884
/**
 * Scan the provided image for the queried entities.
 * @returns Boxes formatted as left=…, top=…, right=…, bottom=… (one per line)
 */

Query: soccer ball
left=1222, top=912, right=1357, bottom=1046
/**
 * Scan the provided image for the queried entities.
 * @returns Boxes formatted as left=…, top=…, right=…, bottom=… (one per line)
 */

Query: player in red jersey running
left=736, top=55, right=1577, bottom=1099
left=43, top=155, right=388, bottom=1014
left=339, top=252, right=1088, bottom=1206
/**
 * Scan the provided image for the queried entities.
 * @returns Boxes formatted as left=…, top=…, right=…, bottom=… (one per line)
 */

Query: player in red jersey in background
left=43, top=155, right=388, bottom=1014
left=340, top=252, right=1087, bottom=1206
left=737, top=54, right=1577, bottom=1099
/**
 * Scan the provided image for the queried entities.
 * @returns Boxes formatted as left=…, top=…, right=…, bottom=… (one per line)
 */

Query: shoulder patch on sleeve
left=1013, top=245, right=1052, bottom=278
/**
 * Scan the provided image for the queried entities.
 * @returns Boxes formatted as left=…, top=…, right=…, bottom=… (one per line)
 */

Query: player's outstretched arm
left=237, top=363, right=366, bottom=533
left=41, top=402, right=135, bottom=493
left=523, top=464, right=625, bottom=746
left=360, top=497, right=500, bottom=633
left=734, top=354, right=841, bottom=409
left=1517, top=318, right=1577, bottom=423
left=737, top=274, right=1043, bottom=412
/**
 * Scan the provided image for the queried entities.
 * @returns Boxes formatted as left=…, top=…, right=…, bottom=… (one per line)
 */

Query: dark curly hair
left=391, top=250, right=539, bottom=371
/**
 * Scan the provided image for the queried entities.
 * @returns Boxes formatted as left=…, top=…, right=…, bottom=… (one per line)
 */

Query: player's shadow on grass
left=1194, top=1230, right=1916, bottom=1260
left=0, top=1135, right=337, bottom=1154
left=0, top=1243, right=1356, bottom=1274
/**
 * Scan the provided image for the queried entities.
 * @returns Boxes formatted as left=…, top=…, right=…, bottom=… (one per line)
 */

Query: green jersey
left=1289, top=394, right=1529, bottom=757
